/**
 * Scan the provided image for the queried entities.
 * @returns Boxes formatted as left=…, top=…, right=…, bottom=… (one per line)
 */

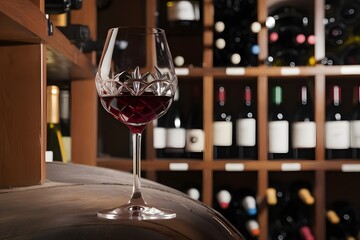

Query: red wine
left=213, top=86, right=233, bottom=159
left=100, top=93, right=173, bottom=134
left=235, top=86, right=257, bottom=159
left=325, top=85, right=351, bottom=159
left=291, top=85, right=316, bottom=159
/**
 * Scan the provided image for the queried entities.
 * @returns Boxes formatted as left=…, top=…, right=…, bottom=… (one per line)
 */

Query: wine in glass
left=95, top=27, right=177, bottom=220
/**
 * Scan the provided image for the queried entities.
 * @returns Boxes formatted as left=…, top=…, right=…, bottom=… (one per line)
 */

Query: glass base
left=97, top=202, right=176, bottom=220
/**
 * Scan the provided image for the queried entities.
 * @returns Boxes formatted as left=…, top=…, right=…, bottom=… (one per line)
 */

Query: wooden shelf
left=175, top=65, right=360, bottom=78
left=0, top=0, right=97, bottom=187
left=0, top=0, right=95, bottom=80
left=98, top=157, right=360, bottom=172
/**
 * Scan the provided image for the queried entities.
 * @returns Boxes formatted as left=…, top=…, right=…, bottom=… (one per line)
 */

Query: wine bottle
left=269, top=221, right=295, bottom=240
left=165, top=0, right=201, bottom=29
left=351, top=86, right=360, bottom=158
left=224, top=188, right=259, bottom=240
left=47, top=86, right=68, bottom=163
left=185, top=86, right=204, bottom=159
left=235, top=86, right=257, bottom=159
left=45, top=0, right=71, bottom=14
left=158, top=0, right=203, bottom=67
left=59, top=88, right=71, bottom=162
left=325, top=21, right=349, bottom=47
left=266, top=187, right=278, bottom=206
left=325, top=85, right=351, bottom=159
left=266, top=185, right=288, bottom=207
left=213, top=0, right=258, bottom=67
left=279, top=205, right=315, bottom=239
left=213, top=86, right=233, bottom=159
left=57, top=24, right=91, bottom=46
left=186, top=187, right=201, bottom=201
left=245, top=219, right=260, bottom=237
left=45, top=0, right=83, bottom=26
left=341, top=41, right=360, bottom=65
left=267, top=6, right=314, bottom=66
left=69, top=0, right=83, bottom=10
left=327, top=201, right=359, bottom=239
left=216, top=189, right=232, bottom=210
left=337, top=0, right=360, bottom=25
left=324, top=0, right=360, bottom=66
left=164, top=89, right=186, bottom=158
left=268, top=85, right=290, bottom=159
left=297, top=216, right=316, bottom=240
left=242, top=195, right=257, bottom=216
left=291, top=184, right=315, bottom=206
left=291, top=85, right=316, bottom=160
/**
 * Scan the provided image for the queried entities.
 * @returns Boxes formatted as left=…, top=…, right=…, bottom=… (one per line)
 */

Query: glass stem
left=130, top=132, right=145, bottom=205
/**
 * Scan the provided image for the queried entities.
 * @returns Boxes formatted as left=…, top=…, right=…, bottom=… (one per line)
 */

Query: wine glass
left=95, top=27, right=177, bottom=220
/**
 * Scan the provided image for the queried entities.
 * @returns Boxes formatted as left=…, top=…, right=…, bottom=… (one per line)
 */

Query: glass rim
left=108, top=26, right=165, bottom=35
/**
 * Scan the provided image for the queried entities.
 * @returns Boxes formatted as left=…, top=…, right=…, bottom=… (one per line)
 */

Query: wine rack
left=2, top=0, right=360, bottom=239
left=95, top=0, right=360, bottom=239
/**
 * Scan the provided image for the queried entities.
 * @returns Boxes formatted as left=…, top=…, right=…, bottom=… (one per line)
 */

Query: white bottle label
left=186, top=129, right=204, bottom=152
left=236, top=118, right=256, bottom=146
left=292, top=121, right=316, bottom=148
left=350, top=120, right=360, bottom=148
left=325, top=121, right=350, bottom=149
left=213, top=121, right=233, bottom=146
left=153, top=127, right=166, bottom=149
left=268, top=121, right=289, bottom=153
left=166, top=128, right=186, bottom=148
left=167, top=1, right=196, bottom=21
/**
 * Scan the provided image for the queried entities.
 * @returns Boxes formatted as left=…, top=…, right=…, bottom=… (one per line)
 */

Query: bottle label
left=236, top=118, right=256, bottom=146
left=325, top=121, right=350, bottom=149
left=350, top=120, right=360, bottom=148
left=292, top=121, right=316, bottom=148
left=185, top=129, right=204, bottom=152
left=213, top=121, right=233, bottom=146
left=166, top=128, right=186, bottom=148
left=268, top=121, right=289, bottom=153
left=167, top=1, right=197, bottom=21
left=153, top=127, right=166, bottom=149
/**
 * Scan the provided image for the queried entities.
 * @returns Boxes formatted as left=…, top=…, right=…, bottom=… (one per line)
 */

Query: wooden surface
left=0, top=163, right=244, bottom=240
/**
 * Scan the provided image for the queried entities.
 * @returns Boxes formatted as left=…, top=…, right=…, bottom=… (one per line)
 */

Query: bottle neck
left=244, top=86, right=252, bottom=106
left=218, top=86, right=226, bottom=106
left=356, top=86, right=360, bottom=104
left=331, top=85, right=341, bottom=106
left=60, top=89, right=70, bottom=121
left=47, top=85, right=60, bottom=124
left=301, top=86, right=308, bottom=105
left=272, top=86, right=283, bottom=106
